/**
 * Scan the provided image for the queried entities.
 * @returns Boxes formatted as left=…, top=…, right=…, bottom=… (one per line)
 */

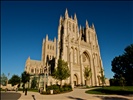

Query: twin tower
left=26, top=9, right=108, bottom=88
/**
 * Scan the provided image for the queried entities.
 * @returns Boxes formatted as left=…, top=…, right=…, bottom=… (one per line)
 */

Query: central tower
left=57, top=9, right=104, bottom=88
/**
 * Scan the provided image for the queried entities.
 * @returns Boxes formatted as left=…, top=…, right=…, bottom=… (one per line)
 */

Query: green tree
left=31, top=77, right=37, bottom=89
left=8, top=74, right=20, bottom=86
left=112, top=44, right=133, bottom=85
left=84, top=67, right=92, bottom=86
left=52, top=59, right=70, bottom=87
left=109, top=78, right=119, bottom=86
left=119, top=74, right=125, bottom=88
left=99, top=68, right=106, bottom=87
left=21, top=71, right=30, bottom=91
left=0, top=73, right=7, bottom=86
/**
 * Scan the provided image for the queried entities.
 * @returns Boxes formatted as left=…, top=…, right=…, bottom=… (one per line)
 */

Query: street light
left=43, top=66, right=47, bottom=92
left=6, top=73, right=10, bottom=92
left=6, top=73, right=10, bottom=85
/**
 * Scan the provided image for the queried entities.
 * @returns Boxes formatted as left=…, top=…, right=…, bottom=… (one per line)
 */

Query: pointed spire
left=74, top=13, right=77, bottom=19
left=28, top=56, right=30, bottom=60
left=46, top=34, right=48, bottom=41
left=80, top=25, right=81, bottom=30
left=74, top=13, right=77, bottom=22
left=60, top=15, right=62, bottom=21
left=59, top=15, right=62, bottom=24
left=79, top=25, right=82, bottom=34
left=27, top=56, right=30, bottom=62
left=43, top=38, right=45, bottom=43
left=54, top=37, right=56, bottom=42
left=71, top=15, right=72, bottom=19
left=86, top=20, right=89, bottom=28
left=65, top=8, right=68, bottom=19
left=92, top=23, right=95, bottom=30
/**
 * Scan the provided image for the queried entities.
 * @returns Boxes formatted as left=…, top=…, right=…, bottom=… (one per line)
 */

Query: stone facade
left=25, top=9, right=109, bottom=89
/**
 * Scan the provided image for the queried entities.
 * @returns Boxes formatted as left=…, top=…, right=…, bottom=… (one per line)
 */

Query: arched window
left=69, top=22, right=71, bottom=31
left=31, top=69, right=34, bottom=73
left=71, top=47, right=74, bottom=63
left=75, top=49, right=78, bottom=63
left=76, top=49, right=78, bottom=63
left=73, top=23, right=75, bottom=32
left=48, top=45, right=49, bottom=49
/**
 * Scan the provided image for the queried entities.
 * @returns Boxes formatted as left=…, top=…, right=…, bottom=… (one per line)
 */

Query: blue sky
left=1, top=1, right=133, bottom=79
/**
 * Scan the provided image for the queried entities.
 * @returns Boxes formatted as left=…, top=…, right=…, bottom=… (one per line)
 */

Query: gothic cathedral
left=25, top=9, right=109, bottom=89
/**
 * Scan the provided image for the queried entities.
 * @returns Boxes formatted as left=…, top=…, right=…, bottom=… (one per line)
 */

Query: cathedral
left=25, top=9, right=109, bottom=89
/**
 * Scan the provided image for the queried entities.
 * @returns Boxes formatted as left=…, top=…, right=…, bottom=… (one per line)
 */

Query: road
left=1, top=88, right=133, bottom=100
left=1, top=91, right=21, bottom=100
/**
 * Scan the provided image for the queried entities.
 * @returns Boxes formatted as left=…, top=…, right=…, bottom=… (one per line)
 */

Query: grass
left=18, top=88, right=39, bottom=92
left=28, top=89, right=39, bottom=92
left=85, top=86, right=133, bottom=95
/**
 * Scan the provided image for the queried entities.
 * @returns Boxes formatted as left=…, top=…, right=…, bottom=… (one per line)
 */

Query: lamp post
left=6, top=73, right=10, bottom=85
left=43, top=66, right=47, bottom=92
left=5, top=73, right=10, bottom=92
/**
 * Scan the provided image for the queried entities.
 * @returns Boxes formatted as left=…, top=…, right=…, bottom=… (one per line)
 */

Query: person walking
left=25, top=88, right=27, bottom=95
left=25, top=83, right=28, bottom=95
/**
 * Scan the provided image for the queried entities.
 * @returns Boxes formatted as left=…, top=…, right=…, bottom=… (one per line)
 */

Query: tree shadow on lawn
left=88, top=88, right=133, bottom=95
left=94, top=96, right=130, bottom=100
left=67, top=96, right=85, bottom=100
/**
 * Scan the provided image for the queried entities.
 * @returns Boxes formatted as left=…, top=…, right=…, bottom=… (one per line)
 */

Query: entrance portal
left=73, top=74, right=78, bottom=86
left=82, top=51, right=91, bottom=86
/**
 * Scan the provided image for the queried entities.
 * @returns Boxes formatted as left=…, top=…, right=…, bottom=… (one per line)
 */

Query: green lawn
left=18, top=88, right=39, bottom=92
left=28, top=89, right=39, bottom=92
left=85, top=86, right=133, bottom=95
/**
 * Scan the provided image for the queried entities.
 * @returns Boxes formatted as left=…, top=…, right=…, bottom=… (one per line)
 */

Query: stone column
left=79, top=51, right=84, bottom=85
left=90, top=54, right=95, bottom=86
left=93, top=54, right=99, bottom=86
left=69, top=51, right=74, bottom=88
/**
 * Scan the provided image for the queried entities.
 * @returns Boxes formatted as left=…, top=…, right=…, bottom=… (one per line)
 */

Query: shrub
left=46, top=86, right=52, bottom=91
left=59, top=87, right=64, bottom=92
left=52, top=85, right=60, bottom=90
left=64, top=87, right=68, bottom=91
left=41, top=84, right=72, bottom=95
left=46, top=90, right=50, bottom=94
left=53, top=89, right=60, bottom=94
left=41, top=91, right=47, bottom=94
left=40, top=90, right=50, bottom=95
left=63, top=84, right=72, bottom=91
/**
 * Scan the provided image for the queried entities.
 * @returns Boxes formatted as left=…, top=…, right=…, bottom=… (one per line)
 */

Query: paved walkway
left=17, top=88, right=133, bottom=100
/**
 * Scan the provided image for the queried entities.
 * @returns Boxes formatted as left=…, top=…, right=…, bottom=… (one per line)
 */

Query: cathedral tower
left=57, top=9, right=104, bottom=87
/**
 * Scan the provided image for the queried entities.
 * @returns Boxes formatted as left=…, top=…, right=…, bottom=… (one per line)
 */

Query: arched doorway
left=73, top=74, right=78, bottom=86
left=82, top=52, right=90, bottom=67
left=82, top=51, right=91, bottom=86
